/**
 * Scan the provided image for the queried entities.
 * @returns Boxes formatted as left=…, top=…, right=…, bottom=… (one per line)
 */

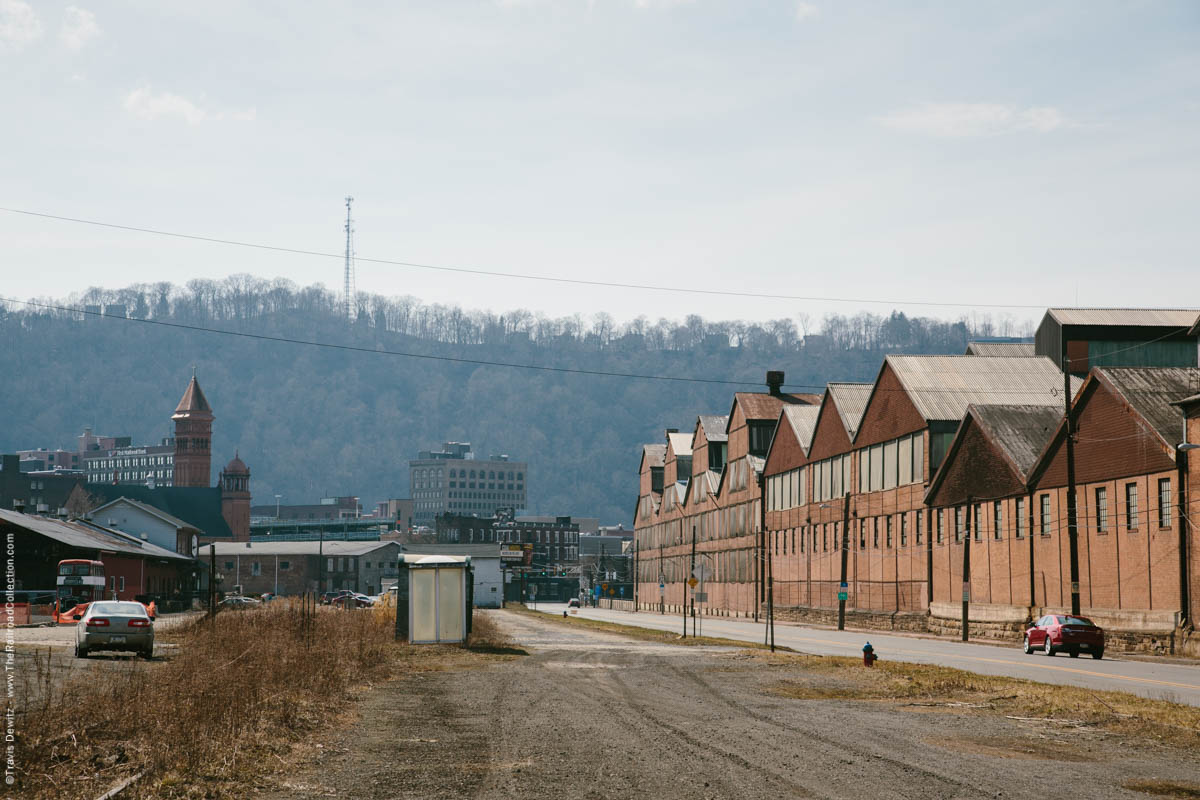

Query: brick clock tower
left=172, top=375, right=214, bottom=488
left=220, top=454, right=252, bottom=541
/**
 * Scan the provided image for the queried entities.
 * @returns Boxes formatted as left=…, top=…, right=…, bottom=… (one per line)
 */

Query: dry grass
left=754, top=651, right=1200, bottom=751
left=1123, top=779, right=1200, bottom=797
left=509, top=603, right=785, bottom=650
left=16, top=603, right=512, bottom=799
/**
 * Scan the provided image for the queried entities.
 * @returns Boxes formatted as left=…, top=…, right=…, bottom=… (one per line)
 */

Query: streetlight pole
left=837, top=493, right=851, bottom=631
left=275, top=494, right=282, bottom=519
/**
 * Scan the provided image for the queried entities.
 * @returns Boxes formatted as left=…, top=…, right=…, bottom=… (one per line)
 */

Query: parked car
left=1023, top=614, right=1105, bottom=659
left=219, top=595, right=261, bottom=610
left=74, top=601, right=154, bottom=659
left=568, top=598, right=581, bottom=608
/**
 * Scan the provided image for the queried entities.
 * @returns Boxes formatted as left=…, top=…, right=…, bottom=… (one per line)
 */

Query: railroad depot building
left=632, top=308, right=1200, bottom=652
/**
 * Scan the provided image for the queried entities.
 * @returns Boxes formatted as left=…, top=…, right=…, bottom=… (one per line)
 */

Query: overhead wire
left=0, top=206, right=1049, bottom=310
left=3, top=298, right=1195, bottom=396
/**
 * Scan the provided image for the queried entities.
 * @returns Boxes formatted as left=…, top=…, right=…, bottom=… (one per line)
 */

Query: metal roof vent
left=766, top=371, right=785, bottom=397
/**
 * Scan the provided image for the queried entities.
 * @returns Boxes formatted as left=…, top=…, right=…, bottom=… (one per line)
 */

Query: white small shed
left=404, top=555, right=469, bottom=644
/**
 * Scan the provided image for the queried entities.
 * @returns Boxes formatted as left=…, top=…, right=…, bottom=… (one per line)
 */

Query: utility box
left=395, top=555, right=473, bottom=644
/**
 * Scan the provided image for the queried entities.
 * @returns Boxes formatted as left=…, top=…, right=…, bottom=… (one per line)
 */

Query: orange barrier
left=53, top=603, right=90, bottom=625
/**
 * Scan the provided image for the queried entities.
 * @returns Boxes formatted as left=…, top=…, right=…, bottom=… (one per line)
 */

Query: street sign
left=687, top=576, right=698, bottom=589
left=692, top=564, right=712, bottom=582
left=500, top=548, right=524, bottom=562
left=837, top=591, right=848, bottom=601
left=839, top=581, right=848, bottom=589
left=694, top=591, right=708, bottom=603
left=962, top=581, right=970, bottom=602
left=658, top=582, right=665, bottom=596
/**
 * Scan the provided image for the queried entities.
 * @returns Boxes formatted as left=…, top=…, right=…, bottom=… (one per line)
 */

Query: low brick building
left=208, top=540, right=402, bottom=596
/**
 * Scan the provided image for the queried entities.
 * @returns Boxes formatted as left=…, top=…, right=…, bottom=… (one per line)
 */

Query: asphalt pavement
left=532, top=602, right=1200, bottom=706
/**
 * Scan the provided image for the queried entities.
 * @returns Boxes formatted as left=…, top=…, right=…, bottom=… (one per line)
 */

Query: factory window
left=251, top=562, right=261, bottom=576
left=1158, top=479, right=1172, bottom=528
left=1095, top=488, right=1108, bottom=533
left=224, top=561, right=234, bottom=570
left=279, top=561, right=290, bottom=570
left=1040, top=494, right=1052, bottom=536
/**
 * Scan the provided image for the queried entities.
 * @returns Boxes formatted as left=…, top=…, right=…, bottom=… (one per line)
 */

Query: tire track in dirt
left=667, top=662, right=981, bottom=798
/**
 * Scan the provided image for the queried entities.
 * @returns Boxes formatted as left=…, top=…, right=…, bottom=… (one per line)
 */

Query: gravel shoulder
left=255, top=609, right=1198, bottom=800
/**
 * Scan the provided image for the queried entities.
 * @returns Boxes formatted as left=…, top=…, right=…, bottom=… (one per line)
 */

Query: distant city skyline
left=2, top=2, right=1196, bottom=326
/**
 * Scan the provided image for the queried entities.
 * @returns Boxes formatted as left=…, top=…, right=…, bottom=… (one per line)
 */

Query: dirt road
left=258, top=610, right=1196, bottom=799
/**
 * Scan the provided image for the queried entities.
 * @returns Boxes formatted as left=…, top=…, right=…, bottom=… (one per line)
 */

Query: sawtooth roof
left=91, top=497, right=201, bottom=532
left=697, top=415, right=729, bottom=443
left=733, top=391, right=817, bottom=423
left=1043, top=308, right=1200, bottom=327
left=826, top=382, right=873, bottom=439
left=1096, top=367, right=1200, bottom=447
left=781, top=405, right=821, bottom=454
left=965, top=341, right=1036, bottom=357
left=667, top=432, right=693, bottom=457
left=882, top=355, right=1075, bottom=425
left=641, top=444, right=666, bottom=469
left=968, top=405, right=1063, bottom=479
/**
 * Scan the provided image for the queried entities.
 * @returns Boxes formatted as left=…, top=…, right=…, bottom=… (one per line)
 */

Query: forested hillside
left=0, top=278, right=1029, bottom=523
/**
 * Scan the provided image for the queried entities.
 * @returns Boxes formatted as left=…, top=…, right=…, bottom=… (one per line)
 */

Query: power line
left=0, top=206, right=1049, bottom=310
left=3, top=297, right=1195, bottom=397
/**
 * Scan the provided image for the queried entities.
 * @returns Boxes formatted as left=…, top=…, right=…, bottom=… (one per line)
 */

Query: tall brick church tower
left=220, top=454, right=251, bottom=541
left=172, top=375, right=214, bottom=488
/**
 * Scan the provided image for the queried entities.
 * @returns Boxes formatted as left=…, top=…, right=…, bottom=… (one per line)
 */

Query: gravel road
left=257, top=609, right=1196, bottom=800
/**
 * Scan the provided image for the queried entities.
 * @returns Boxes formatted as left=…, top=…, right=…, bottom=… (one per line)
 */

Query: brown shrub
left=17, top=601, right=395, bottom=799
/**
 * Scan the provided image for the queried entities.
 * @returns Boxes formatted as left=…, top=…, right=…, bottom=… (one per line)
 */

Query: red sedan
left=1023, top=614, right=1105, bottom=660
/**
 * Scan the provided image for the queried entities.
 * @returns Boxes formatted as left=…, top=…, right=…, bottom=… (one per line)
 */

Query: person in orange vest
left=146, top=599, right=157, bottom=620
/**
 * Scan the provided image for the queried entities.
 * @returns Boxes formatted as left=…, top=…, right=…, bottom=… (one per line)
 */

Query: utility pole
left=962, top=497, right=972, bottom=642
left=633, top=541, right=639, bottom=612
left=837, top=492, right=851, bottom=630
left=318, top=527, right=325, bottom=595
left=689, top=525, right=697, bottom=637
left=1062, top=356, right=1082, bottom=616
left=767, top=526, right=775, bottom=652
left=208, top=543, right=216, bottom=617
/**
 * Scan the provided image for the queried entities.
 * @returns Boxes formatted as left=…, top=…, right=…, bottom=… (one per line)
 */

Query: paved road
left=534, top=603, right=1200, bottom=706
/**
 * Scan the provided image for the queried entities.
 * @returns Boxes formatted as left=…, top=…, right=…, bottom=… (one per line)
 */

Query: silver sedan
left=74, top=601, right=154, bottom=659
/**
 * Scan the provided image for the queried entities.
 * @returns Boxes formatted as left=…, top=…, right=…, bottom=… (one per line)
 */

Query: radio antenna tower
left=342, top=196, right=356, bottom=322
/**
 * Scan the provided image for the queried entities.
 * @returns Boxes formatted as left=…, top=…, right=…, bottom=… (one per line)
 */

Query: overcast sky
left=1, top=1, right=1196, bottom=328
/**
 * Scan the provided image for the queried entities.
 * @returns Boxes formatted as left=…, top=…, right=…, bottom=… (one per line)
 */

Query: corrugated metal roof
left=970, top=405, right=1063, bottom=478
left=0, top=509, right=194, bottom=561
left=885, top=355, right=1075, bottom=423
left=965, top=342, right=1036, bottom=357
left=211, top=540, right=398, bottom=556
left=641, top=444, right=666, bottom=468
left=827, top=382, right=873, bottom=438
left=1097, top=367, right=1200, bottom=446
left=1046, top=308, right=1200, bottom=327
left=782, top=405, right=821, bottom=454
left=734, top=392, right=817, bottom=422
left=697, top=415, right=729, bottom=443
left=404, top=544, right=500, bottom=558
left=667, top=432, right=693, bottom=456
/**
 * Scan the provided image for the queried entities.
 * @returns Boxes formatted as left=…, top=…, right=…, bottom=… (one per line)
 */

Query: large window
left=993, top=501, right=1003, bottom=541
left=1016, top=498, right=1026, bottom=538
left=812, top=455, right=850, bottom=503
left=1095, top=487, right=1108, bottom=533
left=858, top=432, right=924, bottom=493
left=767, top=467, right=807, bottom=511
left=1040, top=494, right=1052, bottom=536
left=1158, top=479, right=1172, bottom=528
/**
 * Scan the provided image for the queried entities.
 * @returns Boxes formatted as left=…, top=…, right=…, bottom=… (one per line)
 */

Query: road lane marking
left=572, top=610, right=1200, bottom=694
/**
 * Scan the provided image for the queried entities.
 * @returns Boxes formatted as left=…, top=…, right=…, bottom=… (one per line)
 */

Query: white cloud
left=795, top=2, right=818, bottom=21
left=876, top=103, right=1071, bottom=138
left=0, top=0, right=42, bottom=50
left=60, top=6, right=100, bottom=50
left=123, top=87, right=256, bottom=125
left=124, top=87, right=209, bottom=124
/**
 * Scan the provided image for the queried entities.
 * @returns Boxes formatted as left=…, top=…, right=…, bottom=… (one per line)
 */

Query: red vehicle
left=54, top=559, right=106, bottom=624
left=1023, top=614, right=1105, bottom=660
